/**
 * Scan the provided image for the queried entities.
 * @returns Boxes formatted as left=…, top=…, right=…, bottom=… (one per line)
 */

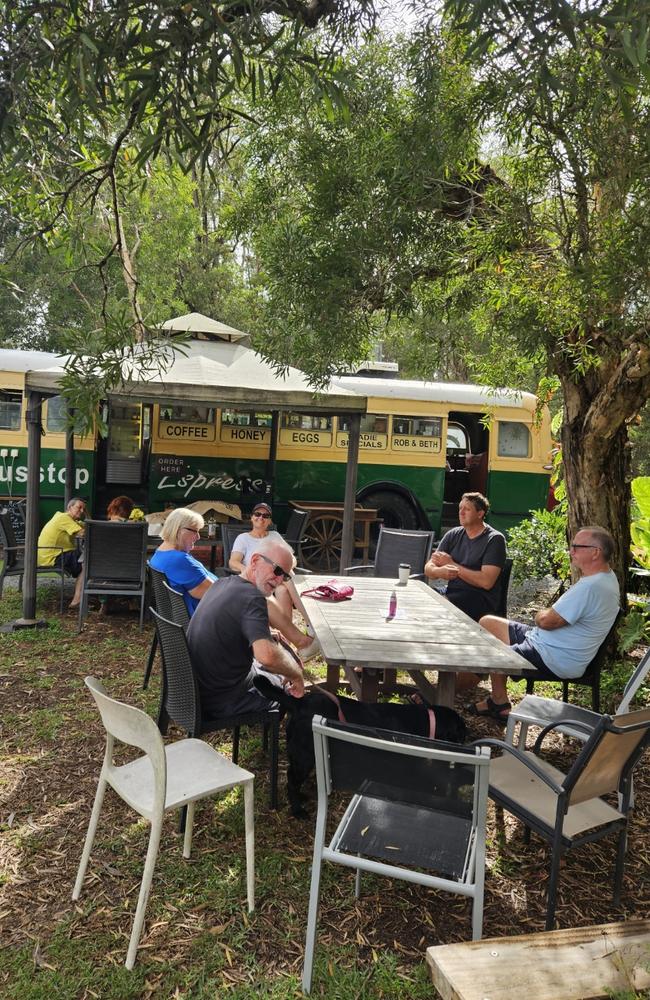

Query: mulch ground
left=1, top=588, right=649, bottom=997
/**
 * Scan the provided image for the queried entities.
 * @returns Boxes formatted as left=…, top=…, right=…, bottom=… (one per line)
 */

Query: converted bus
left=0, top=347, right=552, bottom=562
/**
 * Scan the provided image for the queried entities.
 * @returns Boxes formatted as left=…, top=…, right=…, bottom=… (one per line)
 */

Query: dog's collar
left=427, top=707, right=436, bottom=740
left=318, top=686, right=346, bottom=723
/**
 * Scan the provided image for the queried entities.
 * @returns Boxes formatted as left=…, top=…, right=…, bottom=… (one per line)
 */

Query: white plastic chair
left=72, top=677, right=255, bottom=970
left=506, top=647, right=650, bottom=748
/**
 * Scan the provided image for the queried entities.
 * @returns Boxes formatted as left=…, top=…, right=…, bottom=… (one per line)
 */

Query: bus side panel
left=0, top=446, right=95, bottom=525
left=148, top=453, right=446, bottom=534
left=486, top=470, right=551, bottom=534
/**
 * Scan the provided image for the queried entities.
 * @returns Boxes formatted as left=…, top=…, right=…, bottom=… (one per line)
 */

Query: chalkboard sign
left=0, top=499, right=26, bottom=545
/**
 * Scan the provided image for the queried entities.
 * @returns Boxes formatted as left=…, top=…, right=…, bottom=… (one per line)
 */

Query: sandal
left=468, top=697, right=511, bottom=723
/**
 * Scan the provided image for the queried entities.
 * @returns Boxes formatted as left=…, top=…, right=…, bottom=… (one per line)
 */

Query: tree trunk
left=561, top=402, right=630, bottom=591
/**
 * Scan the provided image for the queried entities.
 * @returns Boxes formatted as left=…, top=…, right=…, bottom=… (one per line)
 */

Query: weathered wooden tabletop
left=296, top=574, right=535, bottom=706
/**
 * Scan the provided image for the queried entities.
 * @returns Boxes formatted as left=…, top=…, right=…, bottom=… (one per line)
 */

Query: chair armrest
left=410, top=573, right=425, bottom=580
left=343, top=564, right=374, bottom=575
left=532, top=718, right=597, bottom=753
left=472, top=737, right=565, bottom=794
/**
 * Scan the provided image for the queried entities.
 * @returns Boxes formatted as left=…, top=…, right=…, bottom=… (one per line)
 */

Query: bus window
left=45, top=395, right=86, bottom=435
left=447, top=423, right=469, bottom=452
left=282, top=413, right=332, bottom=431
left=0, top=390, right=21, bottom=431
left=338, top=413, right=388, bottom=450
left=391, top=415, right=442, bottom=453
left=498, top=421, right=531, bottom=458
left=160, top=404, right=215, bottom=424
left=220, top=410, right=272, bottom=445
left=222, top=410, right=273, bottom=427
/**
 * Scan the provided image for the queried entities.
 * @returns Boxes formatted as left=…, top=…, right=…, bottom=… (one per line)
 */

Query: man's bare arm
left=252, top=637, right=305, bottom=696
left=454, top=563, right=502, bottom=591
left=535, top=607, right=569, bottom=630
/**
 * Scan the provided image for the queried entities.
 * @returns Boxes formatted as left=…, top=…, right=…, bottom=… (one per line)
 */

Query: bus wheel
left=301, top=515, right=344, bottom=572
left=362, top=491, right=419, bottom=531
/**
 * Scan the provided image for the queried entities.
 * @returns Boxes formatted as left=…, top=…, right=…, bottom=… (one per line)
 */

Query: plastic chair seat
left=110, top=737, right=254, bottom=816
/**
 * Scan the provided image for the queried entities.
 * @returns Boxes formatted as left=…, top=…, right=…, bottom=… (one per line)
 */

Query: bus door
left=105, top=402, right=148, bottom=484
left=443, top=411, right=490, bottom=522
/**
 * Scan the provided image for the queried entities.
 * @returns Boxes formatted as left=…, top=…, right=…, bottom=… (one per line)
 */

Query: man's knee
left=479, top=614, right=510, bottom=643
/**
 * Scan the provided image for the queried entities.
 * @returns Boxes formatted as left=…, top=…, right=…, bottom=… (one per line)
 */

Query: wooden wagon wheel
left=300, top=514, right=344, bottom=572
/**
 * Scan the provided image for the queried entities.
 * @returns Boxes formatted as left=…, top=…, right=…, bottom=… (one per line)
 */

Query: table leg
left=340, top=662, right=363, bottom=699
left=409, top=671, right=439, bottom=706
left=326, top=663, right=340, bottom=692
left=359, top=669, right=380, bottom=702
left=436, top=671, right=457, bottom=708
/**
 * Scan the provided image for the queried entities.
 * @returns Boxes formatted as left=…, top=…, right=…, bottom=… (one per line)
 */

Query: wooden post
left=339, top=413, right=361, bottom=573
left=265, top=410, right=279, bottom=504
left=22, top=392, right=43, bottom=622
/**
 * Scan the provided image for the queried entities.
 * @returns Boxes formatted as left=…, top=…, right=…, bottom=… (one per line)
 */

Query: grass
left=1, top=582, right=649, bottom=998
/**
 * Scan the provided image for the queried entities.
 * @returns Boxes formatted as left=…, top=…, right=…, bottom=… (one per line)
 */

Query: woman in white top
left=229, top=502, right=317, bottom=657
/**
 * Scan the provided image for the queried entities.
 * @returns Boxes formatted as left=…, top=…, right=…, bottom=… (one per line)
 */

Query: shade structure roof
left=23, top=338, right=367, bottom=414
left=159, top=312, right=249, bottom=342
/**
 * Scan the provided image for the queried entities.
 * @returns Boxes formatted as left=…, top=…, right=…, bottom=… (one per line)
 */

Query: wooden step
left=426, top=919, right=650, bottom=1000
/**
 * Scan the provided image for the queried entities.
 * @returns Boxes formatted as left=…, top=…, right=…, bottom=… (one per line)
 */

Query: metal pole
left=340, top=413, right=361, bottom=573
left=64, top=407, right=75, bottom=507
left=22, top=392, right=44, bottom=623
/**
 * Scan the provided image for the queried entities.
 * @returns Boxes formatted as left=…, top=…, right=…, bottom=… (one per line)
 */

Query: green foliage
left=618, top=608, right=650, bottom=653
left=507, top=506, right=570, bottom=585
left=630, top=476, right=650, bottom=569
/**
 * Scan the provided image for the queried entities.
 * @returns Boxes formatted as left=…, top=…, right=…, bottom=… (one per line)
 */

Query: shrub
left=507, top=506, right=570, bottom=586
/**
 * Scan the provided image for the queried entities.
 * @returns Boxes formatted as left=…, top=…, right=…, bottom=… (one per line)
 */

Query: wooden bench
left=426, top=920, right=650, bottom=1000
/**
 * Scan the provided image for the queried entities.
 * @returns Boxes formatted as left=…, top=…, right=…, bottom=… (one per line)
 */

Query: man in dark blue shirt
left=424, top=492, right=506, bottom=622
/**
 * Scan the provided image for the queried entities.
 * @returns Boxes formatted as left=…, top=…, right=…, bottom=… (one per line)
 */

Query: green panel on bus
left=0, top=447, right=95, bottom=525
left=486, top=470, right=550, bottom=534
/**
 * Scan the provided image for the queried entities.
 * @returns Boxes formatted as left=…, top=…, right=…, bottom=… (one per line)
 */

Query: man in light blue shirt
left=469, top=525, right=620, bottom=722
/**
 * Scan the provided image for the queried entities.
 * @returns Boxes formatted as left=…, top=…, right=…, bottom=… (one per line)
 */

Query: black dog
left=253, top=676, right=466, bottom=818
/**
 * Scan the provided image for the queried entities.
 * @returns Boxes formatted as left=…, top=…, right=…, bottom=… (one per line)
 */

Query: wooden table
left=296, top=574, right=535, bottom=706
left=291, top=501, right=380, bottom=571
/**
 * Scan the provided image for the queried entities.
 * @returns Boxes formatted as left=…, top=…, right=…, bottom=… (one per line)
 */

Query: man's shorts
left=53, top=550, right=82, bottom=578
left=508, top=621, right=559, bottom=680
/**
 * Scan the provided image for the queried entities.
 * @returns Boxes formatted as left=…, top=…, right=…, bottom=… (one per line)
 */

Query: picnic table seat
left=426, top=919, right=650, bottom=1000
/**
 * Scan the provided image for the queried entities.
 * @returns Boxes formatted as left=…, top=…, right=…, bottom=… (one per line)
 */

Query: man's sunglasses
left=258, top=553, right=292, bottom=582
left=252, top=512, right=272, bottom=519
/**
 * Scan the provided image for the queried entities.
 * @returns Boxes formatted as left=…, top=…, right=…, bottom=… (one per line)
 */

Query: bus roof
left=0, top=348, right=67, bottom=373
left=331, top=376, right=538, bottom=412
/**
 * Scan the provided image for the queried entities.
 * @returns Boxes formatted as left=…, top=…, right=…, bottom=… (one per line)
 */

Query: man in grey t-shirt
left=188, top=537, right=305, bottom=718
left=425, top=492, right=506, bottom=621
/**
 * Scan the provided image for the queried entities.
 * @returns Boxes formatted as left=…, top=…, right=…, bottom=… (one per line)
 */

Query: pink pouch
left=301, top=579, right=354, bottom=602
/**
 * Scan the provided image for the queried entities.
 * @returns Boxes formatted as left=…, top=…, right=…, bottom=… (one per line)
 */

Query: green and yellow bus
left=0, top=348, right=552, bottom=557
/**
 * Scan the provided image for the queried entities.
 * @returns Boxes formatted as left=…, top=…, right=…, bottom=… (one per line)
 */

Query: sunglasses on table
left=257, top=553, right=292, bottom=582
left=252, top=512, right=272, bottom=519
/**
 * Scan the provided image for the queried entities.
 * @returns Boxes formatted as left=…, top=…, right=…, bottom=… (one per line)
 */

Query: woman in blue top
left=150, top=508, right=216, bottom=616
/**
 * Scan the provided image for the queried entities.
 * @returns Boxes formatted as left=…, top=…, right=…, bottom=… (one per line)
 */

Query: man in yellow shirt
left=37, top=497, right=86, bottom=607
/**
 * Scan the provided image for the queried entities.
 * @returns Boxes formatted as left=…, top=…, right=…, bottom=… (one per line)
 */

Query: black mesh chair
left=163, top=579, right=191, bottom=629
left=302, top=717, right=491, bottom=993
left=344, top=526, right=435, bottom=578
left=495, top=557, right=513, bottom=617
left=524, top=611, right=621, bottom=712
left=151, top=609, right=281, bottom=809
left=142, top=566, right=174, bottom=690
left=78, top=520, right=148, bottom=631
left=0, top=509, right=69, bottom=612
left=282, top=508, right=310, bottom=563
left=476, top=707, right=650, bottom=930
left=221, top=523, right=246, bottom=573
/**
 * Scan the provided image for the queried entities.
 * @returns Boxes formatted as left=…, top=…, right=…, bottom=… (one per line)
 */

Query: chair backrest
left=149, top=565, right=173, bottom=618
left=151, top=609, right=202, bottom=735
left=84, top=676, right=166, bottom=778
left=373, top=527, right=435, bottom=577
left=85, top=520, right=148, bottom=583
left=618, top=647, right=650, bottom=714
left=313, top=717, right=490, bottom=821
left=163, top=580, right=191, bottom=629
left=582, top=612, right=622, bottom=683
left=566, top=707, right=650, bottom=806
left=0, top=509, right=20, bottom=568
left=221, top=523, right=246, bottom=568
left=283, top=509, right=309, bottom=548
left=495, top=557, right=513, bottom=617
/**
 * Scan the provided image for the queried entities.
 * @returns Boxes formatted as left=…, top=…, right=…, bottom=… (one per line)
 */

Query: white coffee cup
left=398, top=563, right=410, bottom=585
